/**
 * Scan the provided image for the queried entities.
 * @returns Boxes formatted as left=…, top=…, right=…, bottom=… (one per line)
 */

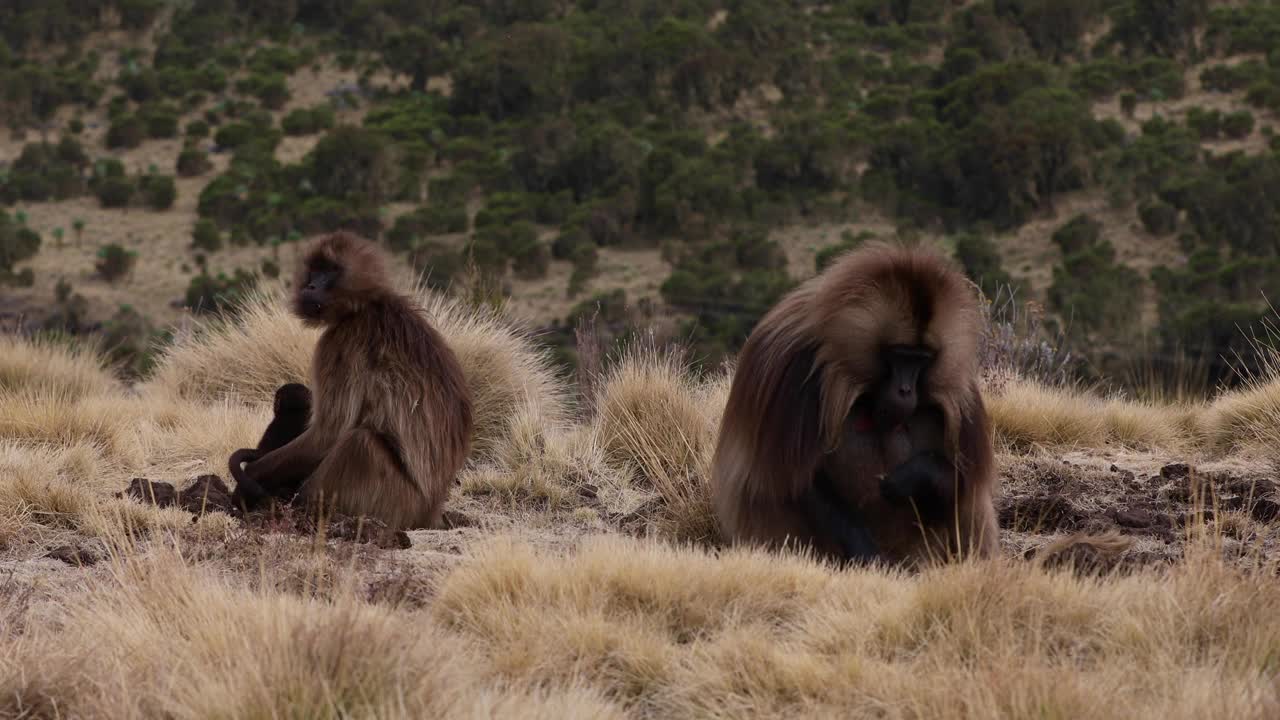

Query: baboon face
left=273, top=383, right=312, bottom=414
left=870, top=344, right=935, bottom=432
left=295, top=258, right=342, bottom=324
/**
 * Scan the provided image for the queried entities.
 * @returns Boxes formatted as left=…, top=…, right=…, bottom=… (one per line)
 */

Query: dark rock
left=121, top=478, right=177, bottom=507
left=1111, top=508, right=1156, bottom=529
left=47, top=542, right=104, bottom=566
left=177, top=474, right=234, bottom=515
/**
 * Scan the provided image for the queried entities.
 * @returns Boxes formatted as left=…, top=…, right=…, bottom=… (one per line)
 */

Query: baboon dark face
left=273, top=383, right=312, bottom=414
left=871, top=344, right=935, bottom=432
left=295, top=259, right=342, bottom=322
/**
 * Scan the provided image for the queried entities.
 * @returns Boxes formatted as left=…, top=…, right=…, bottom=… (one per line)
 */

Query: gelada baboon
left=233, top=231, right=473, bottom=530
left=710, top=241, right=998, bottom=567
left=229, top=382, right=311, bottom=511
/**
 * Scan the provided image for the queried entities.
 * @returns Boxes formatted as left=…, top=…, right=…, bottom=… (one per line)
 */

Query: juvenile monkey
left=229, top=382, right=311, bottom=511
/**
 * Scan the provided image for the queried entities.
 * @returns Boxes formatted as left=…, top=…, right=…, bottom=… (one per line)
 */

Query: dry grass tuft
left=143, top=287, right=317, bottom=406
left=0, top=334, right=123, bottom=399
left=433, top=535, right=1280, bottom=719
left=987, top=377, right=1191, bottom=451
left=420, top=291, right=570, bottom=460
left=0, top=389, right=149, bottom=466
left=590, top=345, right=728, bottom=542
left=0, top=442, right=211, bottom=555
left=1199, top=375, right=1280, bottom=457
left=0, top=548, right=627, bottom=719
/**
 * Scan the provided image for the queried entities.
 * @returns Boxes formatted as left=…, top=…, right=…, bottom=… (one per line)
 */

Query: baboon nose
left=898, top=384, right=913, bottom=396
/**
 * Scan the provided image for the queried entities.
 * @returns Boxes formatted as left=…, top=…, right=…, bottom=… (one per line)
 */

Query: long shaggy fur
left=240, top=231, right=473, bottom=529
left=711, top=241, right=998, bottom=566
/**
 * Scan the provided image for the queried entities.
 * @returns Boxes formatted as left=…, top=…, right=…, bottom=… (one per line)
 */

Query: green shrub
left=1119, top=92, right=1137, bottom=117
left=237, top=72, right=290, bottom=110
left=101, top=304, right=160, bottom=377
left=1139, top=200, right=1179, bottom=236
left=281, top=105, right=336, bottom=135
left=295, top=197, right=383, bottom=238
left=176, top=146, right=212, bottom=177
left=512, top=238, right=550, bottom=279
left=308, top=126, right=398, bottom=207
left=1047, top=214, right=1143, bottom=342
left=140, top=174, right=176, bottom=210
left=141, top=106, right=179, bottom=138
left=1185, top=107, right=1221, bottom=140
left=1222, top=110, right=1255, bottom=139
left=0, top=211, right=41, bottom=277
left=192, top=219, right=222, bottom=252
left=408, top=242, right=465, bottom=290
left=953, top=232, right=1014, bottom=294
left=184, top=269, right=258, bottom=315
left=95, top=176, right=135, bottom=208
left=186, top=119, right=211, bottom=138
left=3, top=139, right=88, bottom=202
left=386, top=204, right=469, bottom=252
left=214, top=121, right=255, bottom=149
left=95, top=244, right=138, bottom=283
left=106, top=115, right=145, bottom=149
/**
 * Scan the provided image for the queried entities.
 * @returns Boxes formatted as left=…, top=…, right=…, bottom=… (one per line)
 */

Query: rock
left=1111, top=508, right=1157, bottom=529
left=1251, top=498, right=1280, bottom=523
left=177, top=474, right=234, bottom=515
left=47, top=541, right=105, bottom=566
left=121, top=478, right=177, bottom=507
left=1160, top=463, right=1192, bottom=481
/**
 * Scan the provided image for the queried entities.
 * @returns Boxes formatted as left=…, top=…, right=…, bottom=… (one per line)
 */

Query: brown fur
left=236, top=231, right=473, bottom=530
left=710, top=241, right=998, bottom=567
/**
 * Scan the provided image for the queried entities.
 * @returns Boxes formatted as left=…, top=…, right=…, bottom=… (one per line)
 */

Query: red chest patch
left=852, top=412, right=875, bottom=433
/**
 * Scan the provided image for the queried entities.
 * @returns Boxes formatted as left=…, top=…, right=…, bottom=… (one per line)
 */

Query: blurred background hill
left=2, top=0, right=1278, bottom=391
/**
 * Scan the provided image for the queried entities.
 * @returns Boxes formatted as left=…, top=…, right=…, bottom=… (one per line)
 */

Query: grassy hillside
left=3, top=0, right=1280, bottom=386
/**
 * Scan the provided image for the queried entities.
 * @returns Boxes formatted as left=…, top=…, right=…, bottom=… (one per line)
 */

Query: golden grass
left=4, top=534, right=1275, bottom=719
left=6, top=298, right=1280, bottom=718
left=589, top=344, right=730, bottom=542
left=0, top=547, right=627, bottom=719
left=435, top=536, right=1280, bottom=719
left=986, top=377, right=1195, bottom=452
left=0, top=334, right=123, bottom=399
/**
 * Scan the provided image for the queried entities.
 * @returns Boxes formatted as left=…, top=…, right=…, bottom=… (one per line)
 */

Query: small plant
left=176, top=146, right=212, bottom=177
left=106, top=115, right=145, bottom=149
left=141, top=174, right=177, bottom=210
left=1139, top=199, right=1179, bottom=236
left=72, top=218, right=85, bottom=246
left=52, top=227, right=65, bottom=248
left=1120, top=92, right=1137, bottom=117
left=1222, top=110, right=1255, bottom=139
left=95, top=176, right=135, bottom=208
left=191, top=219, right=222, bottom=252
left=95, top=243, right=138, bottom=284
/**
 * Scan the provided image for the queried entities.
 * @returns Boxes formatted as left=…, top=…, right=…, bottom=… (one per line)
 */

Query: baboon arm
left=800, top=472, right=881, bottom=564
left=242, top=432, right=325, bottom=495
